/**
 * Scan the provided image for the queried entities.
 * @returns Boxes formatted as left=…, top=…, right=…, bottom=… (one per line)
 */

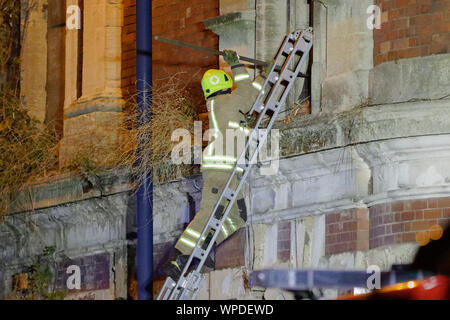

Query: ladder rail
left=160, top=28, right=313, bottom=300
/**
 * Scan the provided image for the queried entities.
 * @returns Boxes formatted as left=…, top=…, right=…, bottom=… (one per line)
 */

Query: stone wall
left=207, top=133, right=450, bottom=299
left=0, top=172, right=131, bottom=300
left=6, top=0, right=450, bottom=301
left=0, top=170, right=199, bottom=300
left=2, top=122, right=449, bottom=299
left=312, top=0, right=374, bottom=114
left=205, top=0, right=311, bottom=115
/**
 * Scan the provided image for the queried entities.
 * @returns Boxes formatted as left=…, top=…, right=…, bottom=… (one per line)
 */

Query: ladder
left=250, top=268, right=430, bottom=292
left=157, top=27, right=314, bottom=300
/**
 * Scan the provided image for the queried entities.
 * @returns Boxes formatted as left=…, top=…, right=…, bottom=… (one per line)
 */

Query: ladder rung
left=282, top=42, right=294, bottom=54
left=251, top=129, right=267, bottom=143
left=208, top=217, right=221, bottom=229
left=251, top=131, right=260, bottom=143
left=268, top=72, right=280, bottom=84
left=283, top=70, right=296, bottom=81
left=303, top=30, right=313, bottom=41
left=268, top=103, right=281, bottom=112
left=193, top=247, right=207, bottom=260
left=223, top=188, right=237, bottom=201
left=254, top=102, right=265, bottom=112
left=298, top=39, right=309, bottom=53
left=237, top=163, right=249, bottom=172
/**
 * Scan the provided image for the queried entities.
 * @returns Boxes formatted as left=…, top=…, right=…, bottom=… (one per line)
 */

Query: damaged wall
left=3, top=0, right=450, bottom=301
left=0, top=170, right=201, bottom=300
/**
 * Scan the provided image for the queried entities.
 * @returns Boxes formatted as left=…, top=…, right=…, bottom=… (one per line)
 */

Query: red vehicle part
left=339, top=276, right=450, bottom=300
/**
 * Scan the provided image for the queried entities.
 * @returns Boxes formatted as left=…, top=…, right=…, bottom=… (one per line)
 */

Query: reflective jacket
left=202, top=64, right=265, bottom=172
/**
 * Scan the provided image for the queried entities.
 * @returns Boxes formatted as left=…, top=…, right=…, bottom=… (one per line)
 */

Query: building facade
left=0, top=0, right=449, bottom=300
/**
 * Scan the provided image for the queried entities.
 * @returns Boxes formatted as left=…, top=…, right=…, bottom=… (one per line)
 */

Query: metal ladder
left=157, top=27, right=314, bottom=300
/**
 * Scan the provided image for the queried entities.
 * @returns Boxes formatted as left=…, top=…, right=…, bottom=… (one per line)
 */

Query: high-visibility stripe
left=179, top=237, right=196, bottom=248
left=201, top=164, right=233, bottom=170
left=203, top=155, right=237, bottom=163
left=170, top=260, right=181, bottom=271
left=241, top=127, right=250, bottom=135
left=186, top=228, right=201, bottom=239
left=228, top=121, right=240, bottom=129
left=210, top=100, right=219, bottom=136
left=252, top=81, right=263, bottom=91
left=203, top=99, right=247, bottom=173
left=206, top=99, right=219, bottom=156
left=227, top=217, right=237, bottom=231
left=201, top=164, right=244, bottom=173
left=221, top=225, right=229, bottom=237
left=186, top=228, right=206, bottom=241
left=205, top=143, right=214, bottom=156
left=234, top=74, right=250, bottom=82
left=228, top=121, right=250, bottom=135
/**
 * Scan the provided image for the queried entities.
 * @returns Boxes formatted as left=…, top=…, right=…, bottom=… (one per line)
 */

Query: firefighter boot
left=162, top=250, right=189, bottom=281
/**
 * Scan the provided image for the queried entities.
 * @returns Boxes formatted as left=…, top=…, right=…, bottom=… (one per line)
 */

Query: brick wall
left=215, top=228, right=246, bottom=269
left=277, top=221, right=291, bottom=262
left=325, top=198, right=450, bottom=255
left=374, top=0, right=450, bottom=66
left=153, top=0, right=219, bottom=111
left=121, top=0, right=220, bottom=111
left=326, top=208, right=370, bottom=255
left=369, top=197, right=450, bottom=248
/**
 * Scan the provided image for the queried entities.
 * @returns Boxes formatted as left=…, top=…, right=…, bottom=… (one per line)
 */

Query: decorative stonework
left=204, top=10, right=256, bottom=77
left=59, top=0, right=126, bottom=168
left=20, top=0, right=48, bottom=123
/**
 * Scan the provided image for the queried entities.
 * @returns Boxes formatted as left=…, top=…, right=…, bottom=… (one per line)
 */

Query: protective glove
left=262, top=60, right=275, bottom=77
left=223, top=50, right=240, bottom=66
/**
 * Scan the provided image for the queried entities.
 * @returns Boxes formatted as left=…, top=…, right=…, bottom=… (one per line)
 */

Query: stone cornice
left=248, top=198, right=366, bottom=224
left=65, top=94, right=125, bottom=118
left=278, top=99, right=450, bottom=158
left=7, top=169, right=133, bottom=216
left=249, top=132, right=450, bottom=224
left=204, top=10, right=256, bottom=36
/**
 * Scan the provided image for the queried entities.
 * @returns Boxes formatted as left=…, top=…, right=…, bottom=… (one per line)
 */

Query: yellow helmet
left=201, top=69, right=233, bottom=100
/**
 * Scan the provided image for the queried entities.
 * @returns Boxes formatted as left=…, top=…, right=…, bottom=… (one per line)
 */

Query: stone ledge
left=65, top=95, right=125, bottom=118
left=8, top=169, right=133, bottom=215
left=204, top=10, right=256, bottom=36
left=277, top=98, right=450, bottom=158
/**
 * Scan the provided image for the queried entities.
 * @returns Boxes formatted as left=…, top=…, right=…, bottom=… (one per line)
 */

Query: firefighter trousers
left=175, top=170, right=246, bottom=255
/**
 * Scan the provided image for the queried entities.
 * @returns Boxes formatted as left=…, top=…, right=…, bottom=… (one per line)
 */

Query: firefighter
left=163, top=50, right=268, bottom=280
